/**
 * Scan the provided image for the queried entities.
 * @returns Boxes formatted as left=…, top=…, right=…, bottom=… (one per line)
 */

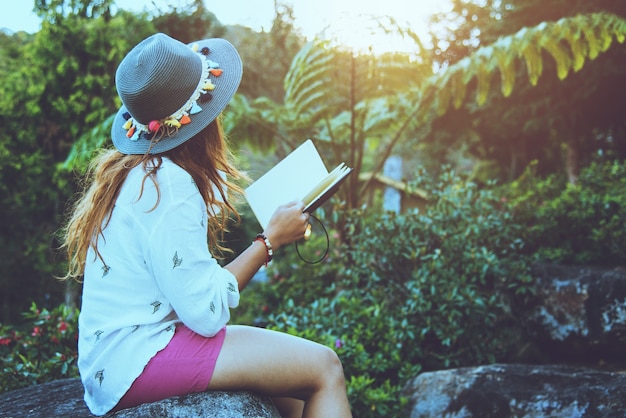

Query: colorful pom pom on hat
left=111, top=33, right=243, bottom=155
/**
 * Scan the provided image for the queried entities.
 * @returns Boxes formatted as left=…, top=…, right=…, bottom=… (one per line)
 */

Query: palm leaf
left=417, top=12, right=626, bottom=119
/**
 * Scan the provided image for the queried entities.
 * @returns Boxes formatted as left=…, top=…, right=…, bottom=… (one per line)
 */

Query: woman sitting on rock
left=61, top=32, right=352, bottom=418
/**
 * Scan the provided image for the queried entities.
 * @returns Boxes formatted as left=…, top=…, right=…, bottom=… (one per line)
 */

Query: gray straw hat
left=111, top=33, right=243, bottom=155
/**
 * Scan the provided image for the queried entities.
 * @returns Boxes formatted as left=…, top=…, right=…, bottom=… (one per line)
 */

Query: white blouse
left=77, top=158, right=240, bottom=415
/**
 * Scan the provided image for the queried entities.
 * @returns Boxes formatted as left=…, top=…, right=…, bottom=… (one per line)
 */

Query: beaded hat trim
left=121, top=44, right=222, bottom=142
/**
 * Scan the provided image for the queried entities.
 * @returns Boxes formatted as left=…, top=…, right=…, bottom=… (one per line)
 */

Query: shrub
left=0, top=303, right=79, bottom=393
left=506, top=159, right=626, bottom=265
left=260, top=167, right=534, bottom=417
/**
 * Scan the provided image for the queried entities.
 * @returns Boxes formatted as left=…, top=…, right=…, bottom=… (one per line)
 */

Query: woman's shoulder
left=120, top=158, right=199, bottom=209
left=159, top=158, right=193, bottom=181
left=157, top=158, right=201, bottom=199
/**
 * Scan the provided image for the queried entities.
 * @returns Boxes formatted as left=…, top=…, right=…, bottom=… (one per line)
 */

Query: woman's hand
left=225, top=201, right=309, bottom=291
left=263, top=201, right=310, bottom=250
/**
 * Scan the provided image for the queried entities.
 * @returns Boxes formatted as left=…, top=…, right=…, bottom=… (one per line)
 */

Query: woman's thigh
left=208, top=325, right=341, bottom=399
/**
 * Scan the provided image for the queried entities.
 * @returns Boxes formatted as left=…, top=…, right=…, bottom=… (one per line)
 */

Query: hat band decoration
left=121, top=44, right=223, bottom=142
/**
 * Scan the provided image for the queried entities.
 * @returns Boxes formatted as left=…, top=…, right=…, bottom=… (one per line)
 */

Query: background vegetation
left=1, top=0, right=625, bottom=416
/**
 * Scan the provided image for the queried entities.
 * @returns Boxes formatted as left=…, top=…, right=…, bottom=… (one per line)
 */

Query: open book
left=245, top=140, right=353, bottom=229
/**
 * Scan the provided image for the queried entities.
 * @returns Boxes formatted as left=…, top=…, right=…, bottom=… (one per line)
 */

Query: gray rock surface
left=402, top=363, right=626, bottom=418
left=0, top=378, right=280, bottom=417
left=521, top=263, right=626, bottom=362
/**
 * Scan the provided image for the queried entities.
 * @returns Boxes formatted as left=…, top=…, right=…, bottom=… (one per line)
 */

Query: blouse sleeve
left=147, top=192, right=240, bottom=338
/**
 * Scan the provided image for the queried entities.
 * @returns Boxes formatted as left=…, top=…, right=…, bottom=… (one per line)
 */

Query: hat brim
left=111, top=38, right=242, bottom=155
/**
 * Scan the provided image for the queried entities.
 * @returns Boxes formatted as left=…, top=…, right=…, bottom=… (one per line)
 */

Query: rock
left=112, top=390, right=280, bottom=418
left=0, top=378, right=280, bottom=417
left=402, top=363, right=626, bottom=418
left=519, top=263, right=626, bottom=363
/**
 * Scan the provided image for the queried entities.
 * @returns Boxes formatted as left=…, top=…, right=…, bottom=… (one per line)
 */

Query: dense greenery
left=0, top=2, right=156, bottom=322
left=6, top=160, right=624, bottom=414
left=507, top=158, right=626, bottom=266
left=1, top=0, right=625, bottom=416
left=256, top=168, right=535, bottom=416
left=428, top=0, right=626, bottom=181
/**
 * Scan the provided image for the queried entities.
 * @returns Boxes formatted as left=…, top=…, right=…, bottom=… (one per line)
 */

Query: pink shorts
left=113, top=325, right=226, bottom=412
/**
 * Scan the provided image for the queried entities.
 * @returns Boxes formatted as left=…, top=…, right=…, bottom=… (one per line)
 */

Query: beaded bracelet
left=253, top=233, right=273, bottom=266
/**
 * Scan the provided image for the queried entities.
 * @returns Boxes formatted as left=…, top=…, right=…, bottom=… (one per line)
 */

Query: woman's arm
left=225, top=201, right=309, bottom=291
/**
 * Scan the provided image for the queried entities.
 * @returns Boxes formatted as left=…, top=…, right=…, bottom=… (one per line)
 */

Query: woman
left=61, top=33, right=352, bottom=417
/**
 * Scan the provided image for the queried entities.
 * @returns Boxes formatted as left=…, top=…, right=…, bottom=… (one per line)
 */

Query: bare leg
left=208, top=325, right=352, bottom=418
left=272, top=397, right=305, bottom=418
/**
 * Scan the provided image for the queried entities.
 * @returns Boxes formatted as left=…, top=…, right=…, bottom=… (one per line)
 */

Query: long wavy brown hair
left=60, top=117, right=246, bottom=281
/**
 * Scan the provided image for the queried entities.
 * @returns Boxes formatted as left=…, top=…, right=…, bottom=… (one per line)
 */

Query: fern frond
left=539, top=32, right=571, bottom=80
left=563, top=25, right=588, bottom=72
left=436, top=71, right=452, bottom=115
left=492, top=43, right=516, bottom=97
left=450, top=67, right=468, bottom=108
left=419, top=12, right=626, bottom=117
left=284, top=39, right=336, bottom=111
left=521, top=38, right=543, bottom=86
left=594, top=15, right=614, bottom=53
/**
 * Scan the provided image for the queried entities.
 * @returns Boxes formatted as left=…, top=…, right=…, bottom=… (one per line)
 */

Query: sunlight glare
left=322, top=13, right=420, bottom=56
left=296, top=0, right=450, bottom=55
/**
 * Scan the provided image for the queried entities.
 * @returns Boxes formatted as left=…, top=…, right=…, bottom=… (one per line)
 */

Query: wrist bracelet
left=253, top=233, right=273, bottom=266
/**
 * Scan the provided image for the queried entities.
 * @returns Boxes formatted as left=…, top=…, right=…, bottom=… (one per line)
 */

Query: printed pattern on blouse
left=172, top=251, right=183, bottom=269
left=95, top=369, right=104, bottom=386
left=151, top=301, right=162, bottom=314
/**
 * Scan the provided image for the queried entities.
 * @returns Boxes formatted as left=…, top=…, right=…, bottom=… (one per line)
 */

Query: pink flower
left=0, top=337, right=11, bottom=346
left=31, top=326, right=41, bottom=337
left=335, top=339, right=343, bottom=349
left=58, top=322, right=68, bottom=333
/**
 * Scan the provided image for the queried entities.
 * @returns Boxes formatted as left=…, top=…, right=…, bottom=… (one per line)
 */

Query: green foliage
left=0, top=2, right=156, bottom=323
left=28, top=7, right=155, bottom=160
left=425, top=3, right=626, bottom=182
left=0, top=33, right=66, bottom=320
left=232, top=11, right=626, bottom=212
left=422, top=12, right=626, bottom=112
left=0, top=303, right=79, bottom=393
left=151, top=0, right=226, bottom=43
left=506, top=159, right=626, bottom=265
left=61, top=114, right=115, bottom=173
left=231, top=23, right=434, bottom=210
left=257, top=168, right=533, bottom=417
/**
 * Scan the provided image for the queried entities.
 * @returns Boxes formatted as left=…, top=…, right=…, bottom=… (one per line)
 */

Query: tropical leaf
left=492, top=46, right=516, bottom=97
left=284, top=40, right=336, bottom=113
left=475, top=59, right=494, bottom=106
left=61, top=114, right=115, bottom=173
left=563, top=25, right=588, bottom=72
left=539, top=33, right=571, bottom=80
left=450, top=68, right=468, bottom=108
left=418, top=12, right=626, bottom=118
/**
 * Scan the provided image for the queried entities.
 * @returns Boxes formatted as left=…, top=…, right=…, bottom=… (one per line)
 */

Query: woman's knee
left=313, top=345, right=346, bottom=389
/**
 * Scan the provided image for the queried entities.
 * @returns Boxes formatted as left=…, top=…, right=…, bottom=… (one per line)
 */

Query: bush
left=0, top=303, right=79, bottom=393
left=506, top=159, right=626, bottom=266
left=259, top=167, right=534, bottom=417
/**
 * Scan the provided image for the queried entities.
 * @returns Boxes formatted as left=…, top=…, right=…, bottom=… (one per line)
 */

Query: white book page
left=302, top=163, right=351, bottom=210
left=245, top=140, right=329, bottom=229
